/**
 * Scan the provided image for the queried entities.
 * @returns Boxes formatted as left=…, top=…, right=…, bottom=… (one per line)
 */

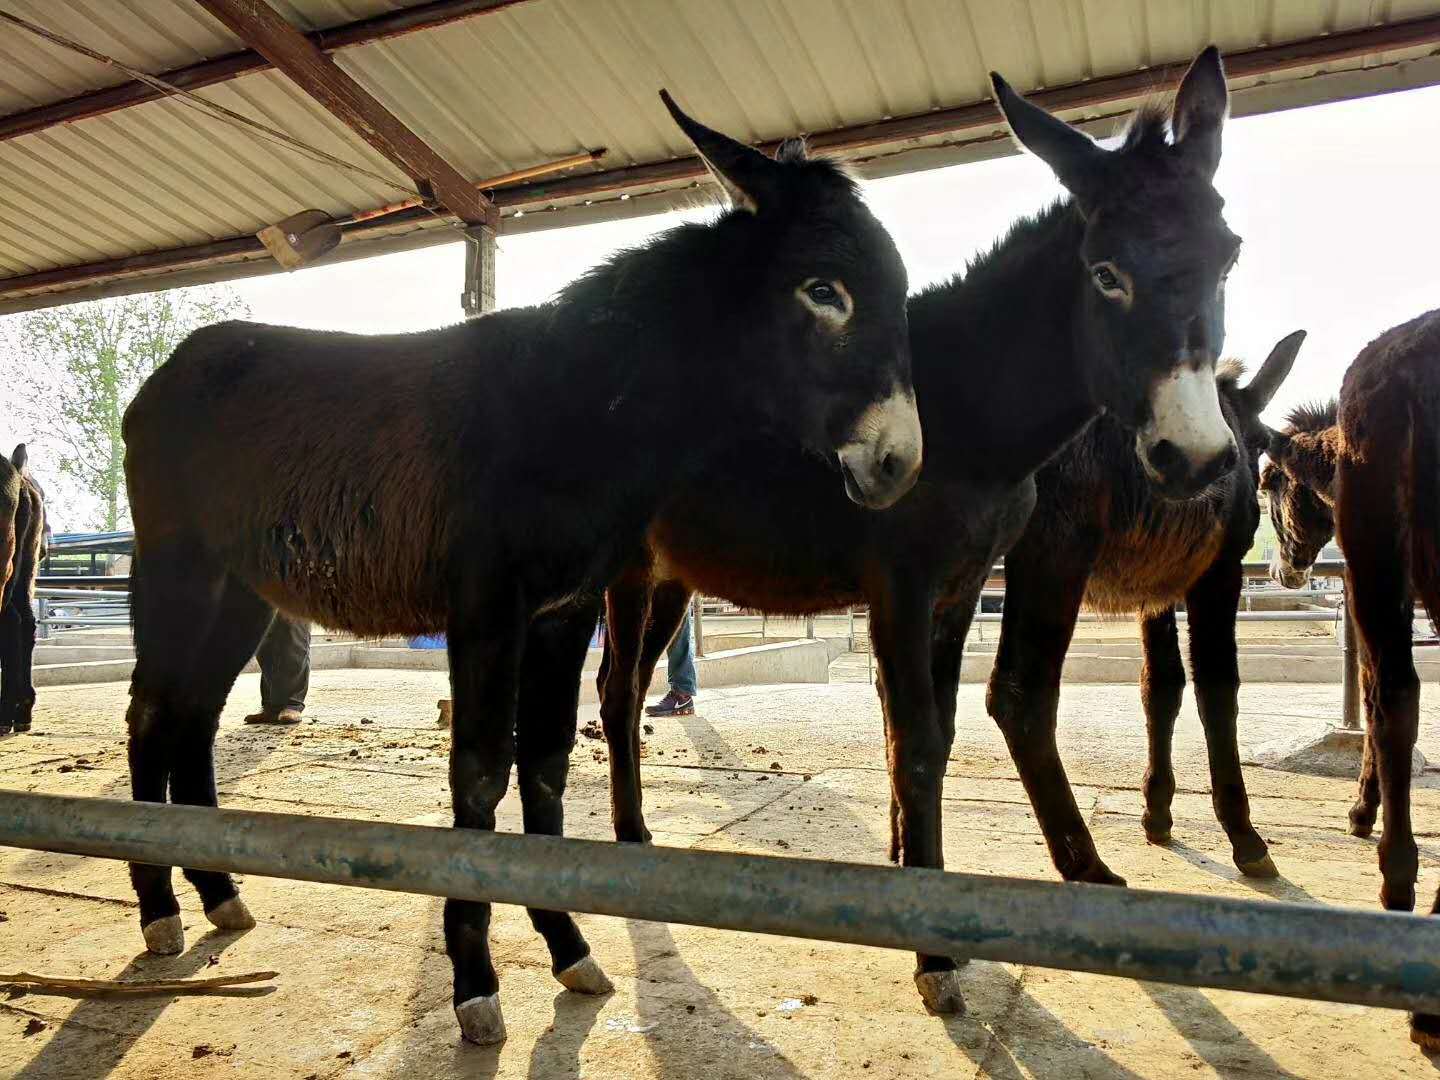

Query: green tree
left=6, top=287, right=247, bottom=530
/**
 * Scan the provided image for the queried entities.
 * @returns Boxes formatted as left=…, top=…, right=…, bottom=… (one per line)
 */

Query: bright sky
left=3, top=82, right=1439, bottom=523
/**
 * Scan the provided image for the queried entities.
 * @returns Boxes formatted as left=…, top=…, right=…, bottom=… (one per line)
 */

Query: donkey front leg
left=446, top=586, right=527, bottom=1046
left=870, top=573, right=963, bottom=1015
left=516, top=605, right=613, bottom=997
left=987, top=551, right=1124, bottom=886
left=1138, top=608, right=1184, bottom=846
left=1186, top=559, right=1274, bottom=877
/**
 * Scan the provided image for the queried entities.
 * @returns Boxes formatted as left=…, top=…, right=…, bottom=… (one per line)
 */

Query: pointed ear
left=1172, top=46, right=1228, bottom=179
left=1244, top=330, right=1306, bottom=411
left=660, top=90, right=779, bottom=214
left=990, top=72, right=1107, bottom=203
left=11, top=444, right=26, bottom=471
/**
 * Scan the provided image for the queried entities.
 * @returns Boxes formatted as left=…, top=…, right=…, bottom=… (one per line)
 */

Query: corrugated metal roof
left=3, top=0, right=1440, bottom=311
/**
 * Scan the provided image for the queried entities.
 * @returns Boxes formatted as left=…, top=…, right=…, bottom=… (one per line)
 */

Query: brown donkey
left=1, top=444, right=45, bottom=736
left=1265, top=307, right=1440, bottom=1052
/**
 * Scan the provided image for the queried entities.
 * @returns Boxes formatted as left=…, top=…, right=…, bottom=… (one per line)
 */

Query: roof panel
left=3, top=0, right=1440, bottom=309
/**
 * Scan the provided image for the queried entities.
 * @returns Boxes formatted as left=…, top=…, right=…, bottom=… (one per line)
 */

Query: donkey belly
left=1086, top=525, right=1226, bottom=615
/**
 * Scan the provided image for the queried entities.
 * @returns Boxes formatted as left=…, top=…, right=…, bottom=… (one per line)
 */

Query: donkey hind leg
left=1349, top=656, right=1381, bottom=838
left=170, top=580, right=276, bottom=932
left=1339, top=457, right=1420, bottom=914
left=1138, top=609, right=1183, bottom=845
left=127, top=558, right=259, bottom=954
left=517, top=603, right=614, bottom=997
left=0, top=600, right=21, bottom=735
left=1186, top=559, right=1275, bottom=878
left=871, top=573, right=964, bottom=1015
left=988, top=553, right=1124, bottom=887
left=445, top=584, right=526, bottom=1046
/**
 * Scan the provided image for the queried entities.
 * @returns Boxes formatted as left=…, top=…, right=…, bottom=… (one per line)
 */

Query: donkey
left=1265, top=308, right=1440, bottom=1053
left=590, top=48, right=1242, bottom=1017
left=990, top=332, right=1303, bottom=888
left=119, top=94, right=921, bottom=1046
left=1, top=445, right=45, bottom=736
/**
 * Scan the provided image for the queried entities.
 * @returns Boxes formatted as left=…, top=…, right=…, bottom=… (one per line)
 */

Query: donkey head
left=1263, top=404, right=1339, bottom=588
left=993, top=47, right=1241, bottom=498
left=661, top=93, right=920, bottom=509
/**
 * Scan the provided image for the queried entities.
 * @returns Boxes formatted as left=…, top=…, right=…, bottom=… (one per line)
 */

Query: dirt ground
left=3, top=662, right=1440, bottom=1079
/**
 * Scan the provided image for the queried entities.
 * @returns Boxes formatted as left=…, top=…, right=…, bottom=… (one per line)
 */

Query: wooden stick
left=0, top=970, right=278, bottom=994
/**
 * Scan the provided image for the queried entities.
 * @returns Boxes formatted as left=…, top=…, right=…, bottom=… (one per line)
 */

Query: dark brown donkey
left=989, top=332, right=1303, bottom=887
left=591, top=48, right=1242, bottom=1017
left=120, top=95, right=921, bottom=1047
left=1265, top=308, right=1440, bottom=1053
left=1, top=444, right=45, bottom=736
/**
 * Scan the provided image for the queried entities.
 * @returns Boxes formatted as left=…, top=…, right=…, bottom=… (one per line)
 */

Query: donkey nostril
left=879, top=450, right=899, bottom=479
left=1146, top=439, right=1183, bottom=479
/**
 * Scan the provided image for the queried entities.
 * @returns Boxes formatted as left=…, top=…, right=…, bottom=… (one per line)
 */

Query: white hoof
left=555, top=955, right=614, bottom=995
left=915, top=969, right=966, bottom=1016
left=142, top=915, right=185, bottom=955
left=206, top=897, right=256, bottom=931
left=456, top=994, right=506, bottom=1046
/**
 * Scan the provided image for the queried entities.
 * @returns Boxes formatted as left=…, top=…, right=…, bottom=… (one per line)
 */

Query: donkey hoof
left=556, top=955, right=614, bottom=995
left=914, top=969, right=966, bottom=1016
left=1411, top=1012, right=1440, bottom=1055
left=456, top=994, right=507, bottom=1045
left=142, top=915, right=185, bottom=955
left=206, top=897, right=256, bottom=931
left=1348, top=814, right=1375, bottom=839
left=1236, top=852, right=1279, bottom=879
left=1145, top=828, right=1173, bottom=846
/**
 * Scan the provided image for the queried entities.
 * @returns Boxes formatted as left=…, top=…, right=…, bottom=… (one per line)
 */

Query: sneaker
left=645, top=691, right=694, bottom=717
left=244, top=707, right=304, bottom=725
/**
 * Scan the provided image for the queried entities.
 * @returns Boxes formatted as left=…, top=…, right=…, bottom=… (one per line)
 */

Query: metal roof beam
left=192, top=0, right=494, bottom=226
left=0, top=0, right=530, bottom=145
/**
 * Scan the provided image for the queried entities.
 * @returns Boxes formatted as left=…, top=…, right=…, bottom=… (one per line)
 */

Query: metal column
left=462, top=223, right=496, bottom=317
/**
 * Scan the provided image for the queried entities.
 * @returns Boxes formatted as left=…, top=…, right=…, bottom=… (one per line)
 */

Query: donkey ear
left=990, top=72, right=1107, bottom=202
left=660, top=90, right=778, bottom=214
left=1244, top=330, right=1306, bottom=411
left=1265, top=428, right=1292, bottom=466
left=11, top=444, right=26, bottom=471
left=1172, top=46, right=1229, bottom=179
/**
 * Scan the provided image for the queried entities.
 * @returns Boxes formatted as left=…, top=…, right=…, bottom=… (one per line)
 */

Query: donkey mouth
left=840, top=460, right=867, bottom=507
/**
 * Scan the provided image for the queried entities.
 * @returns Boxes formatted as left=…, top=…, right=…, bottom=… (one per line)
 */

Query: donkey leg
left=1339, top=460, right=1419, bottom=913
left=1138, top=609, right=1183, bottom=845
left=600, top=568, right=653, bottom=843
left=1349, top=659, right=1381, bottom=838
left=445, top=585, right=526, bottom=1046
left=170, top=580, right=275, bottom=929
left=1186, top=559, right=1274, bottom=877
left=0, top=600, right=20, bottom=735
left=10, top=591, right=36, bottom=732
left=126, top=547, right=233, bottom=955
left=988, top=552, right=1123, bottom=886
left=871, top=572, right=963, bottom=1014
left=517, top=604, right=613, bottom=996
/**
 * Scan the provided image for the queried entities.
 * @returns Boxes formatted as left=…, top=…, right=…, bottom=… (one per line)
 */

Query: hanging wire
left=0, top=9, right=415, bottom=195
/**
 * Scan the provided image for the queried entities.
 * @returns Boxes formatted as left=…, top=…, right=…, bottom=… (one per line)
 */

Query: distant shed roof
left=3, top=0, right=1440, bottom=313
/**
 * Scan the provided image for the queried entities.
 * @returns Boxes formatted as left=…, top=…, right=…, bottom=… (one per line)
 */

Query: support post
left=1342, top=598, right=1362, bottom=731
left=462, top=224, right=496, bottom=317
left=692, top=594, right=705, bottom=658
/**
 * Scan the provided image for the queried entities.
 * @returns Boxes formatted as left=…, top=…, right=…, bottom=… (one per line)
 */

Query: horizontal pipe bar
left=2, top=792, right=1438, bottom=1012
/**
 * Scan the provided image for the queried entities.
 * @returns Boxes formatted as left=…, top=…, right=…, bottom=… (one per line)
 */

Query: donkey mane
left=1216, top=358, right=1245, bottom=387
left=1286, top=400, right=1338, bottom=433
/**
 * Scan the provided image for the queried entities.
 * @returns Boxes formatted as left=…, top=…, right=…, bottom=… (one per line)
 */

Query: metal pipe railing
left=2, top=792, right=1437, bottom=1012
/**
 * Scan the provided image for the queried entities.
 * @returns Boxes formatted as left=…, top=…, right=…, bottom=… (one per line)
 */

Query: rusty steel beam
left=6, top=14, right=1440, bottom=302
left=192, top=0, right=494, bottom=225
left=0, top=0, right=530, bottom=144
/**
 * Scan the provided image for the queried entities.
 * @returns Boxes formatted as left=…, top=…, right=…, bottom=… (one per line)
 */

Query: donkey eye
left=1093, top=265, right=1121, bottom=291
left=805, top=281, right=842, bottom=308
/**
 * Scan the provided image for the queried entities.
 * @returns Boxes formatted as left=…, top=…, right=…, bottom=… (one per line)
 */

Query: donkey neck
left=910, top=200, right=1099, bottom=487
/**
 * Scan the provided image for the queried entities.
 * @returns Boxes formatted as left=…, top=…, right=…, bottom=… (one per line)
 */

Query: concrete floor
left=3, top=663, right=1440, bottom=1078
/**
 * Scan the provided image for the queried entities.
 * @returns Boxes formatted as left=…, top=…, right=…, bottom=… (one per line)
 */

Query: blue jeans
left=666, top=608, right=697, bottom=697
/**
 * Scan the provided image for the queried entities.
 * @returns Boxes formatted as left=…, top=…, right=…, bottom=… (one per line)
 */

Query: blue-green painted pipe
left=1, top=790, right=1436, bottom=1011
